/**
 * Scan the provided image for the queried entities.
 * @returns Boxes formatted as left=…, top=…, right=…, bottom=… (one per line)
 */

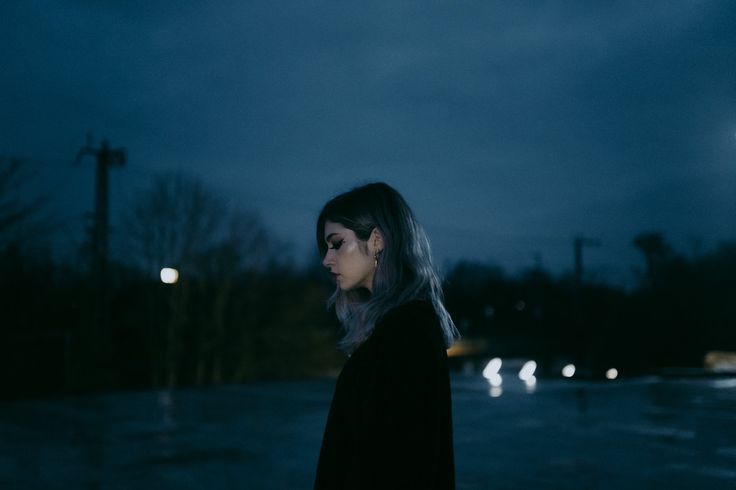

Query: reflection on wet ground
left=0, top=374, right=734, bottom=489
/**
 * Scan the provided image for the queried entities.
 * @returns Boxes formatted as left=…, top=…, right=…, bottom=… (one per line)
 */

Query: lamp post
left=159, top=267, right=181, bottom=388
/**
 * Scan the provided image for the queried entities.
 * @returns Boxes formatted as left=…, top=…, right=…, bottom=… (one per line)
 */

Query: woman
left=314, top=182, right=460, bottom=490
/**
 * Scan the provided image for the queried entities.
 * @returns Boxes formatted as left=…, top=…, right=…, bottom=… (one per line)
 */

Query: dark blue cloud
left=1, top=1, right=734, bottom=286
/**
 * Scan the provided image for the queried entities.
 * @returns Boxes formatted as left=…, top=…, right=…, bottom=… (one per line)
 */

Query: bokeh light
left=160, top=268, right=179, bottom=284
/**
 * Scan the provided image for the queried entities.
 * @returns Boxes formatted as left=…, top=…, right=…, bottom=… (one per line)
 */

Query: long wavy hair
left=316, top=181, right=460, bottom=355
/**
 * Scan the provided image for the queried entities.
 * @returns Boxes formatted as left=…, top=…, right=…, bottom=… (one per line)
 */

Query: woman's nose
left=322, top=252, right=333, bottom=268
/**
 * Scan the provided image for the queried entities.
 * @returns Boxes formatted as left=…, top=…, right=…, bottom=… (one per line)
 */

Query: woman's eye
left=329, top=240, right=344, bottom=250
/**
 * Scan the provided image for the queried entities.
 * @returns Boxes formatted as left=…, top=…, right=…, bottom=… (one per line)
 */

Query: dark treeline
left=1, top=158, right=735, bottom=400
left=443, top=237, right=736, bottom=378
left=0, top=249, right=345, bottom=400
left=1, top=161, right=346, bottom=400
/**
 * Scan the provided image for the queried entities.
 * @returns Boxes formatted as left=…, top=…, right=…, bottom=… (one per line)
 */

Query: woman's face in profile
left=322, top=221, right=377, bottom=292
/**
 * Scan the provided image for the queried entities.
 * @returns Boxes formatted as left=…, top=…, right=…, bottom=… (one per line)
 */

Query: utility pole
left=573, top=236, right=601, bottom=286
left=572, top=235, right=601, bottom=378
left=76, top=135, right=126, bottom=346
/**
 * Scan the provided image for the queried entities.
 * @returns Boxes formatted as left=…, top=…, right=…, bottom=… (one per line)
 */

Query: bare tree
left=125, top=172, right=272, bottom=388
left=0, top=157, right=49, bottom=252
left=126, top=172, right=227, bottom=275
left=192, top=210, right=272, bottom=385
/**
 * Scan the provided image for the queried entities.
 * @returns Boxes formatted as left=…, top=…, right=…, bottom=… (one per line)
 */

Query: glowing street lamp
left=518, top=360, right=537, bottom=381
left=562, top=364, right=576, bottom=378
left=482, top=358, right=503, bottom=387
left=160, top=267, right=179, bottom=284
left=519, top=360, right=537, bottom=392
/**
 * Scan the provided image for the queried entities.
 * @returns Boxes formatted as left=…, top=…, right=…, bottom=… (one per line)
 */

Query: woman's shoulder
left=372, top=299, right=441, bottom=342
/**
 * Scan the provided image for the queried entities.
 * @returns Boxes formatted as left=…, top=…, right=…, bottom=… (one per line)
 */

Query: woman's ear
left=371, top=227, right=384, bottom=252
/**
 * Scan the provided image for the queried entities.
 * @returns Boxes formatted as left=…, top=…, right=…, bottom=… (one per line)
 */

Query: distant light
left=160, top=268, right=179, bottom=284
left=562, top=364, right=576, bottom=378
left=482, top=358, right=503, bottom=388
left=704, top=351, right=736, bottom=372
left=524, top=376, right=537, bottom=393
left=482, top=357, right=502, bottom=380
left=484, top=306, right=495, bottom=318
left=489, top=386, right=503, bottom=398
left=515, top=300, right=526, bottom=311
left=519, top=360, right=537, bottom=381
left=606, top=368, right=618, bottom=380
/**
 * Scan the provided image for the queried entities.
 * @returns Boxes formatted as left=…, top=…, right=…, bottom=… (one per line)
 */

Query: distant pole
left=572, top=235, right=601, bottom=377
left=76, top=135, right=126, bottom=339
left=573, top=236, right=601, bottom=287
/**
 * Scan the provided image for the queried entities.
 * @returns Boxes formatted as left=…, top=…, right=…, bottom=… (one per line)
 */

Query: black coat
left=314, top=299, right=455, bottom=489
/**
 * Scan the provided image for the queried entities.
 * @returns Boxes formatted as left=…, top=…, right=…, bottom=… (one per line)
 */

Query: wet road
left=1, top=374, right=735, bottom=489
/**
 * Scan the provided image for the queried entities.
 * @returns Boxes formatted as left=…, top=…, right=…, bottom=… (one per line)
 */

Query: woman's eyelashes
left=329, top=239, right=344, bottom=251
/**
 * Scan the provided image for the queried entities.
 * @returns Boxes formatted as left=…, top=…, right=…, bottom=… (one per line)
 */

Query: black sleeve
left=349, top=322, right=444, bottom=489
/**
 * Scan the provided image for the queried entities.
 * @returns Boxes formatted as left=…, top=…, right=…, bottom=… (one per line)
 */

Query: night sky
left=2, top=1, right=735, bottom=287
